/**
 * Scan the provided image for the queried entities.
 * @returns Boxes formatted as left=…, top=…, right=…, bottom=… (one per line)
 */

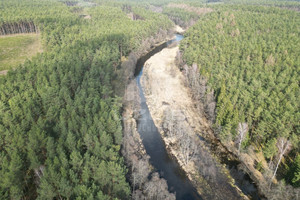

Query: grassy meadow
left=0, top=33, right=42, bottom=72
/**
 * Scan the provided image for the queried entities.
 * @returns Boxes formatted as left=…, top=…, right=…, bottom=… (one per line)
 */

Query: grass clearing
left=0, top=33, right=42, bottom=72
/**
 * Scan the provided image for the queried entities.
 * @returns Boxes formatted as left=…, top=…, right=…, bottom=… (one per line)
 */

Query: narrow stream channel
left=135, top=34, right=201, bottom=200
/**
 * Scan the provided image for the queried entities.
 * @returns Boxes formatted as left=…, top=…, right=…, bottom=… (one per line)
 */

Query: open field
left=0, top=33, right=42, bottom=72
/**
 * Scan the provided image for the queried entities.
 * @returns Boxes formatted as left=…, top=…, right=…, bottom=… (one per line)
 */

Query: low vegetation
left=123, top=81, right=176, bottom=199
left=0, top=34, right=42, bottom=71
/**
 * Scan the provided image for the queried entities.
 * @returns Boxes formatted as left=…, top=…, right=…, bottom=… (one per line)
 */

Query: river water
left=136, top=34, right=201, bottom=200
left=134, top=34, right=261, bottom=200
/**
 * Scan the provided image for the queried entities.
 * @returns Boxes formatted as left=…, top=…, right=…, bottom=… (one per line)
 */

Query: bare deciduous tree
left=269, top=137, right=292, bottom=188
left=179, top=134, right=198, bottom=165
left=34, top=165, right=45, bottom=185
left=236, top=122, right=248, bottom=154
left=122, top=85, right=175, bottom=198
left=132, top=189, right=146, bottom=200
left=145, top=172, right=176, bottom=200
left=135, top=158, right=151, bottom=189
left=162, top=108, right=175, bottom=138
left=205, top=89, right=216, bottom=121
left=182, top=63, right=218, bottom=123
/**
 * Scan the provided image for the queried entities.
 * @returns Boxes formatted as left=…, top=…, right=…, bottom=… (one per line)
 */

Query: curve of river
left=134, top=34, right=262, bottom=200
left=136, top=34, right=201, bottom=200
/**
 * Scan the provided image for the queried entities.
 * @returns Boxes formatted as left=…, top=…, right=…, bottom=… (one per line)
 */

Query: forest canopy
left=180, top=5, right=300, bottom=187
left=0, top=0, right=173, bottom=199
left=0, top=0, right=299, bottom=199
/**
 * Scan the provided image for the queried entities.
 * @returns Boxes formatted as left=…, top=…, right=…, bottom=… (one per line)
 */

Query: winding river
left=134, top=34, right=261, bottom=200
left=136, top=34, right=201, bottom=200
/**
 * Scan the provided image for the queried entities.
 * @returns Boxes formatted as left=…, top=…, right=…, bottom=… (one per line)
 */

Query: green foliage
left=0, top=0, right=75, bottom=24
left=163, top=7, right=199, bottom=25
left=0, top=0, right=173, bottom=199
left=292, top=159, right=300, bottom=187
left=221, top=0, right=300, bottom=10
left=0, top=34, right=42, bottom=71
left=180, top=5, right=299, bottom=184
left=285, top=154, right=300, bottom=187
left=263, top=138, right=277, bottom=159
left=255, top=161, right=264, bottom=173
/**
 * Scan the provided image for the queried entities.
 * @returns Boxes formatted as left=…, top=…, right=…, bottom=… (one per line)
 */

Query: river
left=136, top=34, right=201, bottom=199
left=134, top=34, right=261, bottom=200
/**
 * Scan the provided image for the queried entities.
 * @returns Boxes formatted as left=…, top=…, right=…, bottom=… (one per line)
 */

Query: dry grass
left=0, top=70, right=8, bottom=76
left=175, top=25, right=185, bottom=33
left=0, top=33, right=42, bottom=72
left=127, top=12, right=145, bottom=21
left=141, top=46, right=247, bottom=199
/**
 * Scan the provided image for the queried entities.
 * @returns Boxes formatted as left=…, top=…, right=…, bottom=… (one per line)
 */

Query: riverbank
left=141, top=46, right=248, bottom=199
left=120, top=26, right=182, bottom=199
left=122, top=80, right=176, bottom=199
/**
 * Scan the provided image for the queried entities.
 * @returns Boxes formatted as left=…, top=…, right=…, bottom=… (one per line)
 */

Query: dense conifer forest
left=179, top=2, right=299, bottom=190
left=0, top=0, right=299, bottom=199
left=0, top=0, right=172, bottom=199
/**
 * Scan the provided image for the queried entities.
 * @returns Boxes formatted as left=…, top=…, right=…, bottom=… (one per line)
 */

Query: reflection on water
left=135, top=35, right=201, bottom=200
left=135, top=34, right=262, bottom=200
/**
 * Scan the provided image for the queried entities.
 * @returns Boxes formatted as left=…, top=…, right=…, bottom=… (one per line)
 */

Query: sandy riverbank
left=140, top=46, right=247, bottom=199
left=141, top=46, right=212, bottom=138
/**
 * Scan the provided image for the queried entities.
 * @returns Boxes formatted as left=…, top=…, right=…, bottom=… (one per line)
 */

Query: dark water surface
left=136, top=34, right=201, bottom=200
left=134, top=34, right=261, bottom=200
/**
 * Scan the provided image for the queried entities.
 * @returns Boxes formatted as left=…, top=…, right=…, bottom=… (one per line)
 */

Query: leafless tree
left=190, top=63, right=199, bottom=89
left=183, top=63, right=216, bottom=119
left=132, top=189, right=146, bottom=200
left=194, top=144, right=219, bottom=183
left=135, top=158, right=151, bottom=189
left=205, top=89, right=216, bottom=121
left=34, top=165, right=45, bottom=185
left=122, top=88, right=175, bottom=199
left=175, top=51, right=184, bottom=69
left=162, top=108, right=175, bottom=138
left=260, top=178, right=300, bottom=200
left=236, top=122, right=248, bottom=154
left=198, top=76, right=207, bottom=100
left=179, top=134, right=198, bottom=165
left=145, top=173, right=176, bottom=200
left=163, top=109, right=188, bottom=139
left=269, top=137, right=292, bottom=188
